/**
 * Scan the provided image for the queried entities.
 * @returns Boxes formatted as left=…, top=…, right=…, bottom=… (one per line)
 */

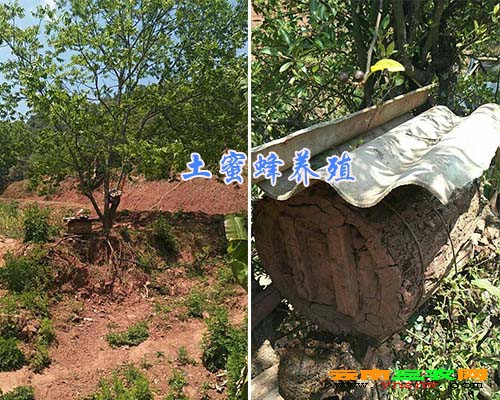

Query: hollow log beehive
left=252, top=88, right=500, bottom=340
left=254, top=182, right=480, bottom=339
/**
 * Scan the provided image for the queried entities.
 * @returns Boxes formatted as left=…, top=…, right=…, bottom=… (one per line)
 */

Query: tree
left=0, top=0, right=246, bottom=230
left=252, top=0, right=499, bottom=144
left=0, top=120, right=34, bottom=189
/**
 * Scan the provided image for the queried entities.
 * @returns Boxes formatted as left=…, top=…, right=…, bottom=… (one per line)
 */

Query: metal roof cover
left=254, top=102, right=500, bottom=208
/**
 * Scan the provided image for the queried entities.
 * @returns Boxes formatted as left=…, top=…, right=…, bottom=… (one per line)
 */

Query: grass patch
left=150, top=216, right=178, bottom=254
left=186, top=246, right=211, bottom=277
left=0, top=294, right=54, bottom=373
left=153, top=301, right=172, bottom=315
left=0, top=337, right=26, bottom=372
left=28, top=318, right=56, bottom=373
left=84, top=365, right=153, bottom=400
left=38, top=318, right=56, bottom=345
left=106, top=321, right=149, bottom=348
left=177, top=346, right=196, bottom=366
left=0, top=386, right=35, bottom=400
left=0, top=201, right=23, bottom=238
left=0, top=292, right=50, bottom=338
left=185, top=286, right=205, bottom=318
left=201, top=307, right=239, bottom=372
left=387, top=257, right=500, bottom=400
left=164, top=368, right=188, bottom=400
left=226, top=325, right=247, bottom=399
left=29, top=342, right=51, bottom=373
left=23, top=204, right=52, bottom=243
left=0, top=250, right=52, bottom=294
left=135, top=251, right=156, bottom=274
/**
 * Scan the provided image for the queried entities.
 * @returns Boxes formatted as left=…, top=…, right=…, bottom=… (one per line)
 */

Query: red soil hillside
left=2, top=177, right=247, bottom=215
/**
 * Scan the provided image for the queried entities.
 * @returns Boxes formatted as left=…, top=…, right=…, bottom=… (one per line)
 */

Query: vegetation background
left=0, top=0, right=247, bottom=229
left=0, top=0, right=248, bottom=399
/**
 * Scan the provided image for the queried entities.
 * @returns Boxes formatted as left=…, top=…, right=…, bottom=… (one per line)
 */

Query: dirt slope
left=0, top=202, right=247, bottom=399
left=2, top=177, right=247, bottom=215
left=0, top=291, right=246, bottom=399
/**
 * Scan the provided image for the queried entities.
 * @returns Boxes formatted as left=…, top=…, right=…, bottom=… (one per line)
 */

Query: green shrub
left=0, top=201, right=23, bottom=238
left=13, top=292, right=49, bottom=317
left=150, top=217, right=178, bottom=254
left=226, top=327, right=247, bottom=399
left=201, top=308, right=247, bottom=398
left=185, top=287, right=205, bottom=318
left=201, top=308, right=240, bottom=372
left=0, top=253, right=52, bottom=293
left=0, top=337, right=25, bottom=371
left=29, top=342, right=50, bottom=373
left=177, top=346, right=195, bottom=366
left=85, top=365, right=153, bottom=400
left=0, top=386, right=35, bottom=400
left=106, top=321, right=149, bottom=348
left=23, top=204, right=51, bottom=243
left=38, top=318, right=56, bottom=346
left=0, top=293, right=50, bottom=339
left=135, top=251, right=155, bottom=274
left=164, top=368, right=188, bottom=400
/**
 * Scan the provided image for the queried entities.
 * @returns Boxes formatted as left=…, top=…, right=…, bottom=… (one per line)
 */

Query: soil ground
left=0, top=178, right=247, bottom=399
left=1, top=177, right=247, bottom=216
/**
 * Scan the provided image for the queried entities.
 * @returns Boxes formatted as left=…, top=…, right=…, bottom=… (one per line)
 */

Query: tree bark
left=253, top=182, right=482, bottom=340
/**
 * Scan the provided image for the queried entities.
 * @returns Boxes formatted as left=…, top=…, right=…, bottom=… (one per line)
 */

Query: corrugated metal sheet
left=254, top=100, right=500, bottom=208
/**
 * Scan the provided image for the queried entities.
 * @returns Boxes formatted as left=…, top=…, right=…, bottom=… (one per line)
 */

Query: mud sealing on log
left=254, top=182, right=481, bottom=340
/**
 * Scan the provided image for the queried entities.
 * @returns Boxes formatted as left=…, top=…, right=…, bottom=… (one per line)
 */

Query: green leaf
left=310, top=0, right=318, bottom=14
left=394, top=75, right=404, bottom=86
left=224, top=214, right=247, bottom=242
left=472, top=279, right=500, bottom=299
left=279, top=27, right=292, bottom=46
left=230, top=259, right=247, bottom=291
left=260, top=47, right=278, bottom=56
left=279, top=62, right=293, bottom=73
left=313, top=38, right=324, bottom=49
left=386, top=41, right=395, bottom=55
left=381, top=15, right=390, bottom=30
left=224, top=214, right=247, bottom=291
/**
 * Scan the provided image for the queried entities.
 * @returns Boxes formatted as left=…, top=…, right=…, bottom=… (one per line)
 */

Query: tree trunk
left=102, top=190, right=122, bottom=231
left=253, top=182, right=482, bottom=340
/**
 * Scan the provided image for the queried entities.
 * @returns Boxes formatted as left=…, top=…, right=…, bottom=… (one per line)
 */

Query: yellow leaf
left=370, top=58, right=405, bottom=73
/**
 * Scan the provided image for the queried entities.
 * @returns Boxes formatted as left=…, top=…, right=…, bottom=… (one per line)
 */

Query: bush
left=28, top=318, right=55, bottom=373
left=201, top=308, right=247, bottom=398
left=12, top=292, right=49, bottom=317
left=29, top=342, right=50, bottom=373
left=0, top=201, right=23, bottom=238
left=226, top=327, right=247, bottom=399
left=177, top=346, right=195, bottom=366
left=0, top=293, right=50, bottom=339
left=38, top=318, right=56, bottom=346
left=164, top=368, right=188, bottom=400
left=0, top=337, right=25, bottom=371
left=106, top=321, right=149, bottom=348
left=150, top=216, right=178, bottom=254
left=201, top=308, right=240, bottom=372
left=0, top=386, right=35, bottom=400
left=185, top=287, right=205, bottom=318
left=0, top=252, right=52, bottom=294
left=23, top=204, right=51, bottom=243
left=85, top=365, right=153, bottom=400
